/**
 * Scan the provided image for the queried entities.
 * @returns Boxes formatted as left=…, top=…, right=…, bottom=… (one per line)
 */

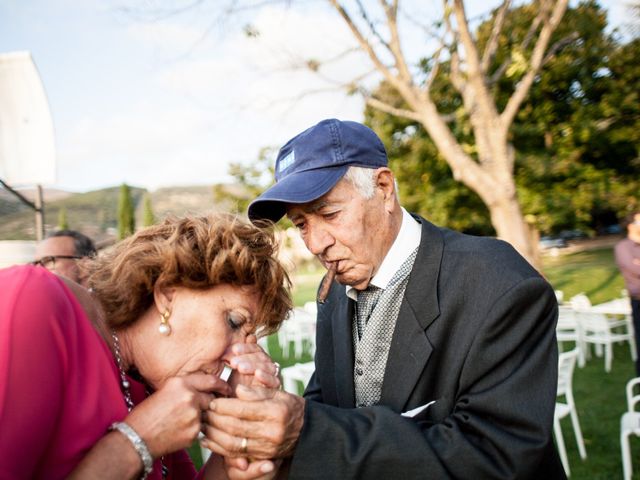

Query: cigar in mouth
left=317, top=263, right=337, bottom=304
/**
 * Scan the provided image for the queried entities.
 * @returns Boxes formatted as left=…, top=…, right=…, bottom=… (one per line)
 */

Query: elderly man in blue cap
left=205, top=119, right=564, bottom=479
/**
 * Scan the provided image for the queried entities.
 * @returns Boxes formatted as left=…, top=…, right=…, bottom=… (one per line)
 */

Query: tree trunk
left=415, top=109, right=541, bottom=270
left=487, top=194, right=538, bottom=269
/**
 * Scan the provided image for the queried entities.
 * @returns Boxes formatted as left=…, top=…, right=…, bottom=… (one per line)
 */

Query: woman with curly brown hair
left=0, top=213, right=292, bottom=480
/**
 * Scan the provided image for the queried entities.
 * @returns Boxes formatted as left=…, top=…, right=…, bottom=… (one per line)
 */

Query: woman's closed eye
left=226, top=311, right=246, bottom=331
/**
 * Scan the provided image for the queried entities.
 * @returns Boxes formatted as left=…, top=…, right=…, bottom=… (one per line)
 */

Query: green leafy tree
left=367, top=1, right=640, bottom=238
left=57, top=207, right=69, bottom=230
left=118, top=183, right=135, bottom=239
left=213, top=147, right=276, bottom=215
left=142, top=192, right=156, bottom=227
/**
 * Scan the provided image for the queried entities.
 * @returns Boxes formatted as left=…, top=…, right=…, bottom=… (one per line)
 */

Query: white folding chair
left=281, top=361, right=315, bottom=395
left=278, top=308, right=316, bottom=359
left=621, top=378, right=640, bottom=480
left=575, top=309, right=637, bottom=372
left=303, top=301, right=318, bottom=315
left=570, top=293, right=592, bottom=310
left=557, top=306, right=585, bottom=367
left=554, top=349, right=587, bottom=476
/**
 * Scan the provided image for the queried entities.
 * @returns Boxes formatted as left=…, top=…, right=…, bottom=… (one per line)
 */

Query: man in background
left=615, top=211, right=640, bottom=375
left=33, top=230, right=96, bottom=286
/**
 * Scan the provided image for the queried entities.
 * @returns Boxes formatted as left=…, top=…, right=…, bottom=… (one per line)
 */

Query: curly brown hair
left=86, top=214, right=292, bottom=336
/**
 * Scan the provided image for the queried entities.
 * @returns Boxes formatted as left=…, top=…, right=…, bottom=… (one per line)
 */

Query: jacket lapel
left=380, top=217, right=444, bottom=412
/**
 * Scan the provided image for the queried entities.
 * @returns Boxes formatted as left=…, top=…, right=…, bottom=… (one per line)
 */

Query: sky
left=0, top=0, right=630, bottom=193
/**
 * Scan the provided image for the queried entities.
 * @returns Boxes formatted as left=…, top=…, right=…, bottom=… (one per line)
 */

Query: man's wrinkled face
left=287, top=174, right=396, bottom=291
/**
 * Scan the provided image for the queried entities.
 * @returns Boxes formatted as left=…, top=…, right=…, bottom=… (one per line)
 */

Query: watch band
left=109, top=421, right=153, bottom=479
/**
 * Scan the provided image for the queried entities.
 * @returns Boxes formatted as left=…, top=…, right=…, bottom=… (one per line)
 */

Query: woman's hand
left=124, top=373, right=231, bottom=458
left=199, top=451, right=279, bottom=480
left=226, top=335, right=280, bottom=394
left=224, top=456, right=281, bottom=480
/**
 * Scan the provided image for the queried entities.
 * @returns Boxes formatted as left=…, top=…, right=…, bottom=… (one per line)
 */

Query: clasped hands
left=201, top=336, right=305, bottom=480
left=122, top=335, right=304, bottom=480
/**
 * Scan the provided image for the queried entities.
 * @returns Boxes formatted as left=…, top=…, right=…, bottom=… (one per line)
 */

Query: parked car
left=559, top=229, right=587, bottom=241
left=539, top=236, right=567, bottom=250
left=599, top=224, right=622, bottom=235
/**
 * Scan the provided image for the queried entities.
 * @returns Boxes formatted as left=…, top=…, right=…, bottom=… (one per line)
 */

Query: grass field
left=561, top=343, right=637, bottom=479
left=543, top=247, right=626, bottom=305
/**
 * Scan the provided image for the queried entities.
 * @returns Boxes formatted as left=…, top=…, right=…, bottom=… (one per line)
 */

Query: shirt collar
left=346, top=208, right=421, bottom=300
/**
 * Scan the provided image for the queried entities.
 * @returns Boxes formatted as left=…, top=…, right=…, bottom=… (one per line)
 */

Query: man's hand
left=227, top=336, right=281, bottom=393
left=202, top=385, right=305, bottom=460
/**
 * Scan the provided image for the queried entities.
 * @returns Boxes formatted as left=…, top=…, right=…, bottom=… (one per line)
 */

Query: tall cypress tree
left=57, top=207, right=69, bottom=230
left=118, top=183, right=135, bottom=239
left=142, top=192, right=155, bottom=227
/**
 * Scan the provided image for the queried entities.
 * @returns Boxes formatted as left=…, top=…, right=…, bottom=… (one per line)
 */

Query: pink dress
left=0, top=265, right=197, bottom=479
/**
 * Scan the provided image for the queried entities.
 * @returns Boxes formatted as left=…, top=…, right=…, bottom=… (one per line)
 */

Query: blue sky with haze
left=0, top=0, right=629, bottom=192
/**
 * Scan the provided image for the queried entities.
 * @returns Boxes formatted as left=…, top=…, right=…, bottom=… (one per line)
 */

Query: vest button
left=355, top=367, right=364, bottom=375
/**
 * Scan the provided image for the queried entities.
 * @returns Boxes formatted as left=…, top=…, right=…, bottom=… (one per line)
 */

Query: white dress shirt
left=347, top=208, right=422, bottom=301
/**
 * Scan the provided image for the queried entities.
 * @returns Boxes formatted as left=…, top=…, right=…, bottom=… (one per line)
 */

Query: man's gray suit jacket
left=288, top=215, right=565, bottom=479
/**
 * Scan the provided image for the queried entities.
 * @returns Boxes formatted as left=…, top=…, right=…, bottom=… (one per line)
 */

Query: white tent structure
left=0, top=51, right=56, bottom=240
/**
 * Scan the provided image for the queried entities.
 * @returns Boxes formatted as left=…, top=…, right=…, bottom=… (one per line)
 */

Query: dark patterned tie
left=356, top=285, right=383, bottom=340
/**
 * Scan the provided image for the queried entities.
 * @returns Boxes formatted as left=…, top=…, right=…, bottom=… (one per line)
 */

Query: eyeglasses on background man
left=32, top=230, right=97, bottom=286
left=31, top=255, right=84, bottom=269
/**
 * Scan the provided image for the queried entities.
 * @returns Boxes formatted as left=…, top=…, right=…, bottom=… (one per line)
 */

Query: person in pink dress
left=0, top=213, right=292, bottom=480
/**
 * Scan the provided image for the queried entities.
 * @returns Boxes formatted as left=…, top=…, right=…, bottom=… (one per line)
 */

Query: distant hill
left=0, top=184, right=243, bottom=242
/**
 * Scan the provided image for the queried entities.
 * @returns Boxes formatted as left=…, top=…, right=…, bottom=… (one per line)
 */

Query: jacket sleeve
left=288, top=277, right=560, bottom=479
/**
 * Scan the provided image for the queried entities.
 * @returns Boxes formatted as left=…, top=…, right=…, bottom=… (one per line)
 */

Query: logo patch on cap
left=278, top=150, right=295, bottom=173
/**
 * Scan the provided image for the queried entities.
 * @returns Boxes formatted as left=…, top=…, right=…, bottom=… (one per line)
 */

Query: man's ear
left=153, top=283, right=176, bottom=314
left=375, top=168, right=397, bottom=203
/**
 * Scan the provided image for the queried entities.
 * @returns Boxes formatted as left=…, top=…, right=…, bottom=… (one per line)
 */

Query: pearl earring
left=158, top=309, right=172, bottom=335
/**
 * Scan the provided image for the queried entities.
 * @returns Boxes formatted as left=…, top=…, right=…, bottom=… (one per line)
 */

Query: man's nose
left=305, top=225, right=334, bottom=256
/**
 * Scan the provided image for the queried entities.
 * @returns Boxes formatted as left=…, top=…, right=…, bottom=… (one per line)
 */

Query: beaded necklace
left=111, top=331, right=168, bottom=479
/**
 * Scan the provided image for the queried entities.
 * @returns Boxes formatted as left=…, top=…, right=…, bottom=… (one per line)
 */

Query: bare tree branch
left=441, top=1, right=465, bottom=94
left=365, top=95, right=423, bottom=122
left=500, top=0, right=569, bottom=131
left=425, top=41, right=446, bottom=92
left=542, top=31, right=579, bottom=65
left=489, top=59, right=509, bottom=84
left=115, top=0, right=206, bottom=22
left=452, top=0, right=498, bottom=118
left=481, top=0, right=511, bottom=73
left=355, top=0, right=392, bottom=52
left=381, top=0, right=413, bottom=85
left=327, top=0, right=398, bottom=87
left=489, top=2, right=545, bottom=85
left=440, top=112, right=457, bottom=123
left=399, top=4, right=444, bottom=41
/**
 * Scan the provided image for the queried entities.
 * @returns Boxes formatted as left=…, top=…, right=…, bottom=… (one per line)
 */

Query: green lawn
left=545, top=247, right=637, bottom=478
left=560, top=343, right=637, bottom=479
left=543, top=247, right=626, bottom=305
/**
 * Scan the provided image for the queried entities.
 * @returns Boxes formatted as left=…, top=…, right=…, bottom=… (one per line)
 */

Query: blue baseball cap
left=248, top=119, right=388, bottom=223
